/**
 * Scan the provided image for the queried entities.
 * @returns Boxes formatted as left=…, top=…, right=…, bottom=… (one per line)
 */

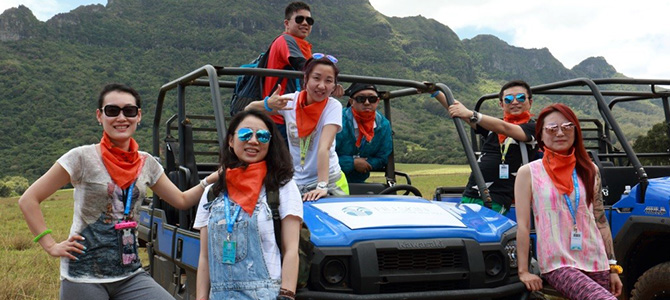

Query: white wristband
left=199, top=178, right=208, bottom=189
left=608, top=259, right=617, bottom=265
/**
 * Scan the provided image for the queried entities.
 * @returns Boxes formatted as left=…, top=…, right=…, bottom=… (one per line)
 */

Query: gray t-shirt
left=57, top=144, right=163, bottom=283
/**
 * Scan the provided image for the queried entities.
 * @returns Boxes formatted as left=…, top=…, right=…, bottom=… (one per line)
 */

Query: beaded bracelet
left=264, top=96, right=273, bottom=112
left=33, top=229, right=52, bottom=243
left=279, top=288, right=296, bottom=299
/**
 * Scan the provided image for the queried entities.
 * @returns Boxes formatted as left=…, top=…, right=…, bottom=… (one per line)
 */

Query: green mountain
left=0, top=0, right=658, bottom=181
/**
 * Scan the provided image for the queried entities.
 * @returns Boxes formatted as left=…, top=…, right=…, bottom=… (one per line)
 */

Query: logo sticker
left=342, top=206, right=373, bottom=216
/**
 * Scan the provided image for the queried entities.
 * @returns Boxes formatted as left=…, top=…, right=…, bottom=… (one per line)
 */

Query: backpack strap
left=267, top=188, right=282, bottom=254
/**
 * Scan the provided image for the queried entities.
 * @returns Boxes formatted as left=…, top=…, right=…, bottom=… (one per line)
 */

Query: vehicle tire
left=631, top=261, right=670, bottom=300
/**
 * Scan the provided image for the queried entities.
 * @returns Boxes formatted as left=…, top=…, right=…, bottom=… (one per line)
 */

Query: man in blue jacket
left=336, top=83, right=393, bottom=183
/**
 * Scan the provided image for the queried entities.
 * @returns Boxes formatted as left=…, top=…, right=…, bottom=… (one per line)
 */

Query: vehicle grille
left=377, top=248, right=465, bottom=271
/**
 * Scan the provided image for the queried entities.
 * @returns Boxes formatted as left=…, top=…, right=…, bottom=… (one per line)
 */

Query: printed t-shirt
left=57, top=144, right=163, bottom=283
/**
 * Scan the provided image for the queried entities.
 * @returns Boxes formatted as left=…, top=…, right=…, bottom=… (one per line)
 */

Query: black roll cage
left=146, top=65, right=488, bottom=274
left=472, top=78, right=670, bottom=207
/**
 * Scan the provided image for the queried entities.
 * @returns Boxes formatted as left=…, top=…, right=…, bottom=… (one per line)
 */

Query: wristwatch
left=469, top=111, right=481, bottom=124
left=316, top=181, right=328, bottom=190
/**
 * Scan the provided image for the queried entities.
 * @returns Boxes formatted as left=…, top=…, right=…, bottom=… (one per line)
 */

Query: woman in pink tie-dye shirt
left=514, top=104, right=622, bottom=300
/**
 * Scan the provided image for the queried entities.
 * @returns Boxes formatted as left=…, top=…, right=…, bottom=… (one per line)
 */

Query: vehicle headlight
left=504, top=239, right=518, bottom=268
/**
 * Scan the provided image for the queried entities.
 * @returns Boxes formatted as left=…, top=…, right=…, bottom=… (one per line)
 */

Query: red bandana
left=352, top=109, right=375, bottom=147
left=226, top=161, right=268, bottom=215
left=542, top=147, right=577, bottom=196
left=100, top=132, right=145, bottom=190
left=498, top=111, right=532, bottom=144
left=296, top=90, right=328, bottom=138
left=288, top=33, right=313, bottom=59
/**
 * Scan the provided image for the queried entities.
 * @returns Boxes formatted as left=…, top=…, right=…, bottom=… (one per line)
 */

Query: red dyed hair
left=535, top=103, right=596, bottom=205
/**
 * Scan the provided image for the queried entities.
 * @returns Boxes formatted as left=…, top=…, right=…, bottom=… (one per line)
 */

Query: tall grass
left=370, top=163, right=471, bottom=199
left=1, top=191, right=71, bottom=300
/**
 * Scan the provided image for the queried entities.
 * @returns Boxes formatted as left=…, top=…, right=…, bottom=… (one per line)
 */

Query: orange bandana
left=542, top=147, right=576, bottom=196
left=498, top=111, right=532, bottom=144
left=296, top=90, right=328, bottom=138
left=289, top=33, right=313, bottom=59
left=226, top=161, right=267, bottom=216
left=100, top=132, right=145, bottom=190
left=352, top=109, right=375, bottom=147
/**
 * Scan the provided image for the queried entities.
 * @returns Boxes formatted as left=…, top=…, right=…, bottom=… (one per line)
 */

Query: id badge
left=222, top=240, right=236, bottom=264
left=570, top=229, right=583, bottom=251
left=116, top=220, right=138, bottom=265
left=499, top=164, right=509, bottom=179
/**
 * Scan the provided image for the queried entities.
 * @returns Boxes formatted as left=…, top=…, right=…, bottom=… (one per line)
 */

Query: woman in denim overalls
left=193, top=110, right=303, bottom=300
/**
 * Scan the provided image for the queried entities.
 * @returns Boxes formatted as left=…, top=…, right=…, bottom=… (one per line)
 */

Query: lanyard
left=563, top=170, right=580, bottom=227
left=122, top=181, right=136, bottom=217
left=224, top=193, right=242, bottom=234
left=500, top=137, right=513, bottom=164
left=300, top=135, right=312, bottom=166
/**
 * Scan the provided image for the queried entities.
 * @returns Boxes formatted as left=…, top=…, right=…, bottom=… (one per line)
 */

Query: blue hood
left=303, top=195, right=517, bottom=247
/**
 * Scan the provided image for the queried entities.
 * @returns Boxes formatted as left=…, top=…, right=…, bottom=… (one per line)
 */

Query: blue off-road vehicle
left=137, top=65, right=526, bottom=300
left=471, top=78, right=670, bottom=300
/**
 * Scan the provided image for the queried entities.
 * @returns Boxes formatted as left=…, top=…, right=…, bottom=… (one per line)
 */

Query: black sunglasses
left=294, top=15, right=314, bottom=25
left=353, top=96, right=379, bottom=104
left=102, top=105, right=139, bottom=117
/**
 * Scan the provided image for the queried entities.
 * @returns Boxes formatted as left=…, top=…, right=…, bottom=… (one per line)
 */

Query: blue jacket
left=336, top=107, right=393, bottom=183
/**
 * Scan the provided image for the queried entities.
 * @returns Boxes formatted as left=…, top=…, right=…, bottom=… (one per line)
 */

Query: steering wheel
left=379, top=184, right=423, bottom=197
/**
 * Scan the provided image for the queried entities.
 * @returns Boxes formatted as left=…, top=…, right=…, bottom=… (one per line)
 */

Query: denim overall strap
left=207, top=194, right=281, bottom=299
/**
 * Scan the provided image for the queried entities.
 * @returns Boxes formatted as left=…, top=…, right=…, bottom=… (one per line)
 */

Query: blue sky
left=2, top=0, right=669, bottom=80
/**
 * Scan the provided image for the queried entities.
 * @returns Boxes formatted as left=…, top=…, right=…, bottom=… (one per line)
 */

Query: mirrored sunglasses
left=544, top=122, right=575, bottom=135
left=237, top=127, right=272, bottom=144
left=103, top=105, right=139, bottom=117
left=353, top=95, right=379, bottom=104
left=312, top=53, right=338, bottom=64
left=503, top=93, right=527, bottom=104
left=294, top=15, right=314, bottom=25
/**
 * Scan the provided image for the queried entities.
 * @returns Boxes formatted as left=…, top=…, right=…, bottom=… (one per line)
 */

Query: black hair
left=98, top=83, right=141, bottom=109
left=498, top=80, right=532, bottom=103
left=302, top=57, right=340, bottom=89
left=285, top=1, right=311, bottom=20
left=212, top=110, right=294, bottom=196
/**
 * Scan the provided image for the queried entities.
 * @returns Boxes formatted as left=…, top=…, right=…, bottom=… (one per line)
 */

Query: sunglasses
left=503, top=93, right=527, bottom=104
left=102, top=105, right=139, bottom=117
left=312, top=53, right=338, bottom=64
left=237, top=127, right=272, bottom=144
left=294, top=15, right=314, bottom=25
left=544, top=122, right=575, bottom=135
left=353, top=95, right=379, bottom=104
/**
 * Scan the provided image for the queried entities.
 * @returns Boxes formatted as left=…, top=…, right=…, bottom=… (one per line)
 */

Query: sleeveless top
left=528, top=160, right=608, bottom=273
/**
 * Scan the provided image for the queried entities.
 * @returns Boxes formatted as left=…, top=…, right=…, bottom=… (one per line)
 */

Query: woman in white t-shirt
left=18, top=83, right=216, bottom=299
left=247, top=54, right=348, bottom=201
left=193, top=110, right=303, bottom=300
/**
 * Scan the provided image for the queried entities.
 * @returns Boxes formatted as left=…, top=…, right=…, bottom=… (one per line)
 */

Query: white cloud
left=0, top=1, right=104, bottom=22
left=370, top=0, right=670, bottom=79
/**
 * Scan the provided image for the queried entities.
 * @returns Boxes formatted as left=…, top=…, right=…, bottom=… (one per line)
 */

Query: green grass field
left=0, top=163, right=470, bottom=299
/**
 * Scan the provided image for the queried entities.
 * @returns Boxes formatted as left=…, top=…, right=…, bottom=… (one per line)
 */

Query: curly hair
left=212, top=110, right=294, bottom=196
